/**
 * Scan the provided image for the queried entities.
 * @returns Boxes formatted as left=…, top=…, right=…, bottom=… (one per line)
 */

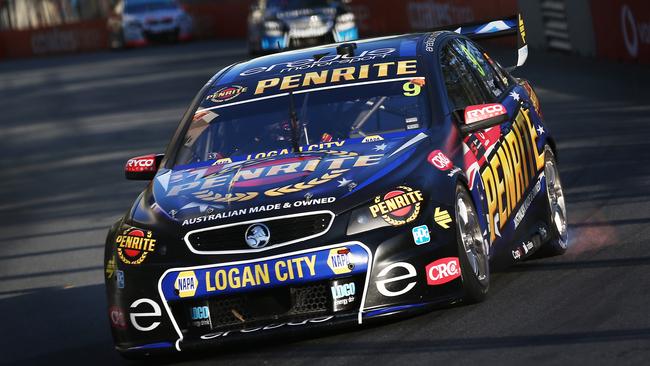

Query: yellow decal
left=204, top=255, right=317, bottom=293
left=116, top=229, right=157, bottom=265
left=369, top=186, right=424, bottom=226
left=175, top=271, right=198, bottom=298
left=434, top=207, right=452, bottom=229
left=481, top=109, right=545, bottom=242
left=254, top=60, right=419, bottom=95
left=403, top=81, right=422, bottom=97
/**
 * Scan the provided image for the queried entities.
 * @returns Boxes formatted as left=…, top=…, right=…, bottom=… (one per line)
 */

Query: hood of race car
left=150, top=131, right=430, bottom=226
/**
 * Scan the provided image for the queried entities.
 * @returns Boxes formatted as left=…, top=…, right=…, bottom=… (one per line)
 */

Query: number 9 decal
left=403, top=81, right=422, bottom=97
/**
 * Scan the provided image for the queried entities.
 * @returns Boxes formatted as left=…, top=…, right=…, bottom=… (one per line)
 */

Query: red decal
left=464, top=103, right=506, bottom=124
left=126, top=155, right=157, bottom=173
left=109, top=306, right=127, bottom=329
left=425, top=257, right=461, bottom=285
left=427, top=150, right=453, bottom=171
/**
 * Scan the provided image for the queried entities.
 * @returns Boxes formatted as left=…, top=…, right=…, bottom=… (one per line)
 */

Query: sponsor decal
left=411, top=225, right=431, bottom=245
left=362, top=135, right=384, bottom=143
left=116, top=228, right=156, bottom=265
left=428, top=150, right=453, bottom=170
left=206, top=85, right=247, bottom=103
left=168, top=152, right=383, bottom=203
left=331, top=279, right=357, bottom=311
left=464, top=103, right=507, bottom=124
left=182, top=196, right=335, bottom=226
left=240, top=47, right=396, bottom=76
left=245, top=223, right=271, bottom=249
left=512, top=248, right=522, bottom=260
left=160, top=244, right=369, bottom=300
left=126, top=155, right=157, bottom=173
left=376, top=262, right=417, bottom=297
left=327, top=247, right=354, bottom=274
left=478, top=108, right=545, bottom=242
left=513, top=176, right=542, bottom=229
left=105, top=256, right=116, bottom=279
left=190, top=305, right=211, bottom=328
left=109, top=306, right=127, bottom=329
left=253, top=60, right=419, bottom=95
left=116, top=270, right=125, bottom=289
left=425, top=257, right=460, bottom=285
left=200, top=315, right=334, bottom=340
left=130, top=298, right=162, bottom=332
left=175, top=271, right=198, bottom=298
left=369, top=186, right=424, bottom=226
left=434, top=207, right=452, bottom=229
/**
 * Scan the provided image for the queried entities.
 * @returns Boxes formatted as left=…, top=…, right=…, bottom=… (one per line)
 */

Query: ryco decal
left=116, top=228, right=156, bottom=265
left=369, top=186, right=423, bottom=226
left=464, top=103, right=506, bottom=124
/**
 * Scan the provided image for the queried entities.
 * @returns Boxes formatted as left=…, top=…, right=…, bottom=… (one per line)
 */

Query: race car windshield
left=267, top=0, right=332, bottom=10
left=125, top=0, right=177, bottom=13
left=174, top=78, right=431, bottom=167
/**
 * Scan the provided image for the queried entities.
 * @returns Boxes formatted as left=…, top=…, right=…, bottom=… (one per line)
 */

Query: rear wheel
left=543, top=145, right=568, bottom=255
left=455, top=185, right=489, bottom=303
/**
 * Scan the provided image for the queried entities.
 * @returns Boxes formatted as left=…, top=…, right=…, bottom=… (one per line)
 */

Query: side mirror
left=458, top=103, right=508, bottom=134
left=125, top=154, right=164, bottom=180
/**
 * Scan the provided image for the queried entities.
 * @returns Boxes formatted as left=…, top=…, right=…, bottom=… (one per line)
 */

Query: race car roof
left=198, top=33, right=439, bottom=110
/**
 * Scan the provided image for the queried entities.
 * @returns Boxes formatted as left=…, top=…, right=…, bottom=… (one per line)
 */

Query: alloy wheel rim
left=545, top=158, right=568, bottom=248
left=456, top=193, right=489, bottom=286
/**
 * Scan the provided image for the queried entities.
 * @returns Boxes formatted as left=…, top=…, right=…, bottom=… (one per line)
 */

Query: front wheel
left=543, top=145, right=568, bottom=255
left=455, top=184, right=489, bottom=303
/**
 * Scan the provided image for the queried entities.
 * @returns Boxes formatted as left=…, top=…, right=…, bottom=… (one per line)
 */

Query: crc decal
left=464, top=103, right=506, bottom=124
left=425, top=257, right=460, bottom=285
left=116, top=228, right=156, bottom=265
left=126, top=155, right=156, bottom=173
left=129, top=298, right=162, bottom=332
left=478, top=108, right=545, bottom=242
left=206, top=85, right=247, bottom=103
left=376, top=262, right=417, bottom=297
left=175, top=271, right=198, bottom=298
left=433, top=207, right=452, bottom=229
left=369, top=186, right=423, bottom=226
left=239, top=47, right=396, bottom=76
left=109, top=306, right=127, bottom=329
left=253, top=60, right=419, bottom=95
left=200, top=316, right=334, bottom=340
left=411, top=225, right=430, bottom=245
left=327, top=247, right=354, bottom=274
left=428, top=150, right=453, bottom=170
left=160, top=245, right=369, bottom=300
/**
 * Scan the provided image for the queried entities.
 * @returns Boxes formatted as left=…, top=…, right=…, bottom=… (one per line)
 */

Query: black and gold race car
left=105, top=14, right=568, bottom=358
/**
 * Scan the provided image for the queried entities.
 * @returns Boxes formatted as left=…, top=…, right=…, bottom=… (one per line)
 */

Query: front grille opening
left=187, top=213, right=332, bottom=252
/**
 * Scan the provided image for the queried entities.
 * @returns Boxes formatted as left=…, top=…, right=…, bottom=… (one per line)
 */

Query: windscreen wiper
left=288, top=91, right=300, bottom=153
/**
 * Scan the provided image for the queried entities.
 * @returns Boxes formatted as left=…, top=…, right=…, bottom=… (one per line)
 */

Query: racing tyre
left=543, top=145, right=568, bottom=255
left=455, top=184, right=489, bottom=303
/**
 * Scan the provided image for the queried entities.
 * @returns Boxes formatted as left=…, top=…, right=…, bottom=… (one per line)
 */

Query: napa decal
left=160, top=244, right=369, bottom=301
left=369, top=186, right=424, bottom=226
left=480, top=108, right=545, bottom=242
left=116, top=228, right=156, bottom=265
left=253, top=60, right=419, bottom=95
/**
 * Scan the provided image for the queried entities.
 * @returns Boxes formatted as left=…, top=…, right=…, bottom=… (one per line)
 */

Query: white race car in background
left=108, top=0, right=193, bottom=48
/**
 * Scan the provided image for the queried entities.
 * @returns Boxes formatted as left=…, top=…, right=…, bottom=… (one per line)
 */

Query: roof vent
left=336, top=43, right=357, bottom=56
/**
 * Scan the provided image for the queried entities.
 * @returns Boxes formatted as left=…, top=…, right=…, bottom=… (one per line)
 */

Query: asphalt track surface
left=0, top=40, right=649, bottom=366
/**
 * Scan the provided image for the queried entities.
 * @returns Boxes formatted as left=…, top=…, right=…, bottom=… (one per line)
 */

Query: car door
left=441, top=37, right=546, bottom=248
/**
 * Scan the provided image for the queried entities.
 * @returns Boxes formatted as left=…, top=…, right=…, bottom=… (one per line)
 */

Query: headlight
left=346, top=204, right=391, bottom=236
left=264, top=21, right=284, bottom=36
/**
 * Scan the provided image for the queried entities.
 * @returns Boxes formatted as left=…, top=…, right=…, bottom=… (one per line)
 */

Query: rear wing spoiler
left=430, top=13, right=528, bottom=68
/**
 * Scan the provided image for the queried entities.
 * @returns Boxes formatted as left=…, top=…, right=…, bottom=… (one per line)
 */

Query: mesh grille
left=187, top=213, right=332, bottom=252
